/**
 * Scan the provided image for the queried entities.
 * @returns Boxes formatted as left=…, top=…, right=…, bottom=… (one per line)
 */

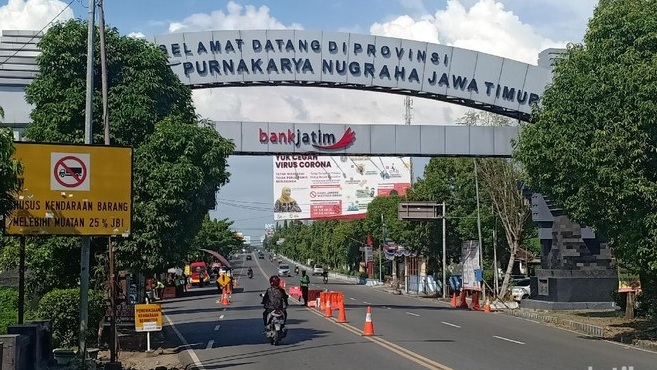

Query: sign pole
left=79, top=0, right=96, bottom=360
left=146, top=332, right=151, bottom=352
left=17, top=236, right=25, bottom=324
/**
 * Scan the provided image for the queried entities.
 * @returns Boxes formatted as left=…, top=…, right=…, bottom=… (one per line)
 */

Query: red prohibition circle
left=53, top=156, right=87, bottom=188
left=333, top=205, right=341, bottom=214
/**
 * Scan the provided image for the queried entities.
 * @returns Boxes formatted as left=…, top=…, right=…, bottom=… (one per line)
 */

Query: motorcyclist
left=294, top=265, right=299, bottom=275
left=322, top=270, right=328, bottom=284
left=247, top=267, right=254, bottom=278
left=261, top=276, right=289, bottom=329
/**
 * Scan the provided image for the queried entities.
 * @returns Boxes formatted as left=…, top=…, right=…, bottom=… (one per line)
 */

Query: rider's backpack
left=267, top=287, right=284, bottom=309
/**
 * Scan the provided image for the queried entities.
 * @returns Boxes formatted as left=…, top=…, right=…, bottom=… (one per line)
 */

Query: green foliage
left=0, top=125, right=22, bottom=218
left=37, top=289, right=105, bottom=348
left=189, top=215, right=244, bottom=260
left=0, top=287, right=18, bottom=335
left=25, top=20, right=194, bottom=145
left=23, top=20, right=234, bottom=273
left=514, top=0, right=657, bottom=317
left=123, top=119, right=233, bottom=271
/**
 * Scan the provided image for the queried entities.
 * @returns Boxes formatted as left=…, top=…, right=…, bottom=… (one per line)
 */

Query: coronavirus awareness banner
left=273, top=155, right=411, bottom=220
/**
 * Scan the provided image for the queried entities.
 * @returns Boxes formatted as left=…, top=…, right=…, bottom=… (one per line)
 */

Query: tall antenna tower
left=403, top=96, right=414, bottom=184
left=404, top=96, right=414, bottom=125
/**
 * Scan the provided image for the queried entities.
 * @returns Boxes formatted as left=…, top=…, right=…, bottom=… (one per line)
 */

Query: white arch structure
left=1, top=30, right=556, bottom=156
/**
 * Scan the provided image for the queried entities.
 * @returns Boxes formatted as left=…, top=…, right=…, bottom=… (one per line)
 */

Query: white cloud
left=127, top=32, right=146, bottom=39
left=168, top=1, right=302, bottom=33
left=190, top=0, right=571, bottom=127
left=0, top=0, right=74, bottom=35
left=373, top=0, right=567, bottom=65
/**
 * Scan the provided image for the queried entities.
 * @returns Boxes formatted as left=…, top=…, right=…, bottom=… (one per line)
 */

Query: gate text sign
left=154, top=30, right=552, bottom=119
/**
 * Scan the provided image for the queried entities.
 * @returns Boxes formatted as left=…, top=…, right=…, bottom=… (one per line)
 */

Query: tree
left=189, top=215, right=244, bottom=260
left=23, top=20, right=233, bottom=273
left=514, top=0, right=657, bottom=315
left=0, top=106, right=22, bottom=218
left=460, top=110, right=532, bottom=298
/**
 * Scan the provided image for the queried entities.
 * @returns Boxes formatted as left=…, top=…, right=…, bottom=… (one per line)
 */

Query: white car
left=312, top=265, right=324, bottom=276
left=278, top=264, right=291, bottom=277
left=511, top=278, right=532, bottom=301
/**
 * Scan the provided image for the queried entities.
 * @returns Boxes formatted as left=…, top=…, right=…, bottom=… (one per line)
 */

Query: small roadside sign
left=134, top=303, right=162, bottom=332
left=217, top=274, right=230, bottom=286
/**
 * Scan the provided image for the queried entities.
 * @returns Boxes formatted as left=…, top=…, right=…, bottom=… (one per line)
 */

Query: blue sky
left=0, top=0, right=599, bottom=241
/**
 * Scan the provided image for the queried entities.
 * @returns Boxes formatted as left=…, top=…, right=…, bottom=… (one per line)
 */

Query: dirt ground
left=541, top=309, right=657, bottom=343
left=96, top=328, right=186, bottom=370
left=97, top=348, right=183, bottom=370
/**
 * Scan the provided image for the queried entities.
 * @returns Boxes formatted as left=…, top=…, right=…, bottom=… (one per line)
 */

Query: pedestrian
left=300, top=270, right=310, bottom=306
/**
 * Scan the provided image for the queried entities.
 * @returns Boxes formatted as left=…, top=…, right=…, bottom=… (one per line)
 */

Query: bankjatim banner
left=273, top=155, right=411, bottom=220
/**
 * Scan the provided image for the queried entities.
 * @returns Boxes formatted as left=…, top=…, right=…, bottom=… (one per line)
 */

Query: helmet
left=269, top=275, right=281, bottom=286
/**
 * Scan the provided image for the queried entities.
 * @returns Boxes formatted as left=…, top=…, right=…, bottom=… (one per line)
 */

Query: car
left=257, top=252, right=265, bottom=259
left=278, top=264, right=291, bottom=277
left=245, top=254, right=253, bottom=260
left=312, top=265, right=324, bottom=276
left=511, top=278, right=532, bottom=301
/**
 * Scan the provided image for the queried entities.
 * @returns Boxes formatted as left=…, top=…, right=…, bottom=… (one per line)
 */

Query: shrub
left=358, top=272, right=369, bottom=279
left=0, top=287, right=18, bottom=334
left=37, top=289, right=106, bottom=348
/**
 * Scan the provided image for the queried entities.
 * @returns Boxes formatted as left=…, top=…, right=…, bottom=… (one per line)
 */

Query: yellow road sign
left=134, top=303, right=162, bottom=332
left=4, top=143, right=133, bottom=236
left=217, top=274, right=230, bottom=286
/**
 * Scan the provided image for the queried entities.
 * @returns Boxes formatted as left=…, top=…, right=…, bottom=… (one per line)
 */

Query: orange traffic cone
left=221, top=288, right=230, bottom=305
left=451, top=292, right=457, bottom=308
left=337, top=301, right=348, bottom=323
left=233, top=279, right=238, bottom=287
left=324, top=299, right=332, bottom=318
left=362, top=306, right=374, bottom=336
left=484, top=298, right=491, bottom=313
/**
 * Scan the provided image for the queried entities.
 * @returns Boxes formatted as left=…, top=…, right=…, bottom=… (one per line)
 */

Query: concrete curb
left=505, top=309, right=657, bottom=351
left=507, top=309, right=606, bottom=338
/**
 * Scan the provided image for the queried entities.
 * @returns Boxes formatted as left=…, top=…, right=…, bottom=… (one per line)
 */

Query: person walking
left=300, top=270, right=310, bottom=306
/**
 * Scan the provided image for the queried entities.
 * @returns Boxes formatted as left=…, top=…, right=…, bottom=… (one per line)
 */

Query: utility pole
left=492, top=206, right=499, bottom=298
left=442, top=201, right=447, bottom=298
left=97, top=1, right=119, bottom=365
left=79, top=0, right=96, bottom=360
left=473, top=159, right=486, bottom=301
left=380, top=214, right=386, bottom=284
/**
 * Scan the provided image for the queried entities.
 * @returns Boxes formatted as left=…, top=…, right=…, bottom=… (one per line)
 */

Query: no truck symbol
left=51, top=153, right=91, bottom=191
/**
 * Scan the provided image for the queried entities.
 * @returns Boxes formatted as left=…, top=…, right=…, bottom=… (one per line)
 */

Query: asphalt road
left=163, top=253, right=657, bottom=370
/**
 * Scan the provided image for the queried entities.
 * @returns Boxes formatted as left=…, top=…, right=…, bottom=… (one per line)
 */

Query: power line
left=0, top=0, right=76, bottom=69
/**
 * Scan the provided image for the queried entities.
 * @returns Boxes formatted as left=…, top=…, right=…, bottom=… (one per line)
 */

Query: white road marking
left=363, top=301, right=372, bottom=305
left=386, top=307, right=391, bottom=310
left=350, top=297, right=356, bottom=301
left=493, top=335, right=525, bottom=345
left=206, top=340, right=214, bottom=349
left=441, top=321, right=461, bottom=328
left=405, top=312, right=420, bottom=317
left=214, top=325, right=221, bottom=331
left=223, top=308, right=227, bottom=311
left=219, top=315, right=224, bottom=319
left=164, top=314, right=206, bottom=370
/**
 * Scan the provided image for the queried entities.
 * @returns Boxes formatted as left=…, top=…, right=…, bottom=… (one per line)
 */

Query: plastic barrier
left=308, top=289, right=322, bottom=306
left=319, top=291, right=344, bottom=311
left=288, top=286, right=302, bottom=299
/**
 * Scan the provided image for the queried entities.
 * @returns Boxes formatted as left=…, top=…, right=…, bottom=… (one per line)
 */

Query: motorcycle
left=264, top=309, right=287, bottom=345
left=247, top=270, right=253, bottom=279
